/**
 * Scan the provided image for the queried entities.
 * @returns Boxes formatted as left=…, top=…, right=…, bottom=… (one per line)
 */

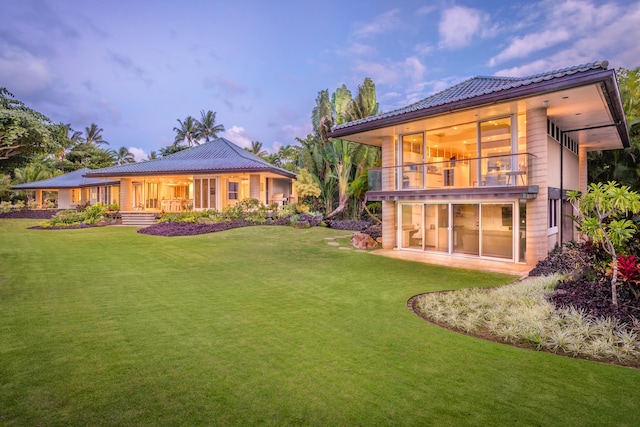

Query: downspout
left=560, top=132, right=563, bottom=245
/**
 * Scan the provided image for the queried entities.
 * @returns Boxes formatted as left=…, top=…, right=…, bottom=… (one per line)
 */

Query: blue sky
left=2, top=0, right=639, bottom=161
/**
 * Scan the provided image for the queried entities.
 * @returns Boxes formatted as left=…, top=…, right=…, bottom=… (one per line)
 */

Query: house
left=82, top=137, right=297, bottom=212
left=11, top=168, right=119, bottom=209
left=329, top=61, right=629, bottom=269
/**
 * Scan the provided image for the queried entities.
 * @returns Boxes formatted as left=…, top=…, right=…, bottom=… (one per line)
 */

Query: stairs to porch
left=120, top=212, right=158, bottom=227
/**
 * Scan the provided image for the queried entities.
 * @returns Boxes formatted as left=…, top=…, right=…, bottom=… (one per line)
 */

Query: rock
left=350, top=232, right=378, bottom=250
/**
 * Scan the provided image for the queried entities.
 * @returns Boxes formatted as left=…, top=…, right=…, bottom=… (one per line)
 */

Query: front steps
left=120, top=212, right=158, bottom=227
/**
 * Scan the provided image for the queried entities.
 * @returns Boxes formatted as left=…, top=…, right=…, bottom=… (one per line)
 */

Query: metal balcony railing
left=368, top=153, right=535, bottom=192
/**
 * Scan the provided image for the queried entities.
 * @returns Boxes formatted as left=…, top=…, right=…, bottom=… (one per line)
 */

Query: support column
left=578, top=145, right=588, bottom=194
left=525, top=107, right=549, bottom=266
left=381, top=136, right=397, bottom=249
left=35, top=189, right=43, bottom=208
left=120, top=178, right=132, bottom=211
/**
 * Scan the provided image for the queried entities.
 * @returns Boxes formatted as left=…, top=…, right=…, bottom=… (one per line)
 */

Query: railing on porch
left=368, top=153, right=535, bottom=192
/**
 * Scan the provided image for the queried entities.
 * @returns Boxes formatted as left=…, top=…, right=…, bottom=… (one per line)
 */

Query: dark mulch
left=137, top=220, right=256, bottom=237
left=325, top=219, right=371, bottom=231
left=547, top=277, right=640, bottom=327
left=28, top=224, right=95, bottom=230
left=0, top=209, right=60, bottom=219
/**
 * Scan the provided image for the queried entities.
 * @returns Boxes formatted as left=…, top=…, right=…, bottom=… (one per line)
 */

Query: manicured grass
left=1, top=219, right=639, bottom=426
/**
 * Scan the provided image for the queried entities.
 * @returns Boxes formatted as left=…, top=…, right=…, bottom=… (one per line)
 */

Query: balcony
left=368, top=153, right=535, bottom=193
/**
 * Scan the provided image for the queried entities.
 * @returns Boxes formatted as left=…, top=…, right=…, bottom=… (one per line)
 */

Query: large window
left=401, top=133, right=424, bottom=189
left=228, top=181, right=239, bottom=200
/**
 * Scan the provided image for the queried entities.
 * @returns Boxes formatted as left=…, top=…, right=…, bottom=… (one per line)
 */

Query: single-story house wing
left=83, top=137, right=297, bottom=212
left=11, top=168, right=119, bottom=209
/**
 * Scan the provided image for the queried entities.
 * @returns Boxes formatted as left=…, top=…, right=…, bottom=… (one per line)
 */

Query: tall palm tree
left=146, top=151, right=158, bottom=161
left=83, top=123, right=109, bottom=146
left=245, top=140, right=267, bottom=157
left=173, top=116, right=199, bottom=147
left=195, top=110, right=225, bottom=143
left=113, top=146, right=136, bottom=165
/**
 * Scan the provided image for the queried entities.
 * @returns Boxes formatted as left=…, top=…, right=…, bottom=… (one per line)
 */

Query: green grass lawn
left=1, top=219, right=639, bottom=426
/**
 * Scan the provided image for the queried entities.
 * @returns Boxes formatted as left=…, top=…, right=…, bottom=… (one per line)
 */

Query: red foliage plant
left=617, top=254, right=640, bottom=298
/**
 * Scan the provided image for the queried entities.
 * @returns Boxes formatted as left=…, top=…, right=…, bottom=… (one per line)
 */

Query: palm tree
left=245, top=140, right=267, bottom=157
left=113, top=146, right=136, bottom=165
left=173, top=116, right=199, bottom=147
left=50, top=123, right=82, bottom=172
left=146, top=151, right=158, bottom=161
left=83, top=123, right=109, bottom=146
left=13, top=164, right=54, bottom=184
left=195, top=110, right=225, bottom=143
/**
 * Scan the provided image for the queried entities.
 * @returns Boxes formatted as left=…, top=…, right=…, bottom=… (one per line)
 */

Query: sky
left=2, top=0, right=639, bottom=161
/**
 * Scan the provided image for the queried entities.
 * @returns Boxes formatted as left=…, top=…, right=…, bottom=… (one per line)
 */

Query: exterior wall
left=120, top=178, right=133, bottom=211
left=249, top=174, right=260, bottom=200
left=579, top=145, right=588, bottom=194
left=563, top=149, right=580, bottom=190
left=58, top=189, right=72, bottom=209
left=525, top=107, right=549, bottom=265
left=547, top=137, right=561, bottom=188
left=381, top=136, right=396, bottom=249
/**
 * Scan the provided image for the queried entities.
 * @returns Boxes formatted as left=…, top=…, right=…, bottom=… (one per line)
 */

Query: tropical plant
left=158, top=142, right=188, bottom=157
left=112, top=146, right=136, bottom=165
left=146, top=151, right=158, bottom=161
left=587, top=67, right=640, bottom=189
left=568, top=181, right=640, bottom=306
left=300, top=78, right=381, bottom=219
left=83, top=123, right=109, bottom=146
left=48, top=123, right=83, bottom=172
left=0, top=87, right=52, bottom=162
left=245, top=140, right=267, bottom=157
left=195, top=110, right=224, bottom=143
left=174, top=116, right=199, bottom=147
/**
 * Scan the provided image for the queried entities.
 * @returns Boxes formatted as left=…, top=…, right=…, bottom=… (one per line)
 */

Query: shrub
left=325, top=219, right=371, bottom=231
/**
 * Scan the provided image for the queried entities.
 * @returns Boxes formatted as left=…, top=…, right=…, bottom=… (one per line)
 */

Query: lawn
left=1, top=219, right=639, bottom=426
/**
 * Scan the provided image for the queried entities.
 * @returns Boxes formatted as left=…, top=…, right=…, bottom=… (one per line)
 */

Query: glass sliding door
left=452, top=204, right=479, bottom=255
left=481, top=203, right=513, bottom=259
left=400, top=203, right=423, bottom=249
left=424, top=204, right=449, bottom=253
left=194, top=178, right=217, bottom=210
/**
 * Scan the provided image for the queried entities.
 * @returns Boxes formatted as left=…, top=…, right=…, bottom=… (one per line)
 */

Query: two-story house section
left=329, top=61, right=629, bottom=269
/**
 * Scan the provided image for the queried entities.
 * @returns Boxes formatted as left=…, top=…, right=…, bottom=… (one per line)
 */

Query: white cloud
left=493, top=0, right=640, bottom=76
left=0, top=45, right=53, bottom=94
left=489, top=29, right=571, bottom=66
left=353, top=9, right=400, bottom=38
left=129, top=147, right=147, bottom=162
left=348, top=42, right=377, bottom=56
left=404, top=56, right=426, bottom=83
left=438, top=6, right=484, bottom=49
left=414, top=43, right=433, bottom=56
left=223, top=125, right=253, bottom=149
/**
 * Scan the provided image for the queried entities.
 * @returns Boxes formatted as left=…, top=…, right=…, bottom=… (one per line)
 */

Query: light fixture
left=542, top=100, right=549, bottom=108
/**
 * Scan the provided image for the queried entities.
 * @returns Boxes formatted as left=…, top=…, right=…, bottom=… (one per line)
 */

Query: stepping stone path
left=325, top=234, right=371, bottom=252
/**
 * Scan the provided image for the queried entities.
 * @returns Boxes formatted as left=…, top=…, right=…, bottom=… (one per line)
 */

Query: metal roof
left=12, top=168, right=118, bottom=190
left=329, top=61, right=629, bottom=147
left=84, top=137, right=297, bottom=178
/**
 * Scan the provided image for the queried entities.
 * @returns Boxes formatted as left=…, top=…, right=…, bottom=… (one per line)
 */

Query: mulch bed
left=0, top=209, right=60, bottom=219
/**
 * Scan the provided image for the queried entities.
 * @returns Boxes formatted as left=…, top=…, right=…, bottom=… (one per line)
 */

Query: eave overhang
left=329, top=67, right=629, bottom=148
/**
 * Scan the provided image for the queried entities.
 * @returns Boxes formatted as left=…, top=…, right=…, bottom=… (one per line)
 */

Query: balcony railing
left=368, top=153, right=535, bottom=192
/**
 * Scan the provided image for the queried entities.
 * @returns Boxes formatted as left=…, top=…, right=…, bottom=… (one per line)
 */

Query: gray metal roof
left=84, top=137, right=297, bottom=178
left=12, top=168, right=118, bottom=190
left=330, top=61, right=627, bottom=145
